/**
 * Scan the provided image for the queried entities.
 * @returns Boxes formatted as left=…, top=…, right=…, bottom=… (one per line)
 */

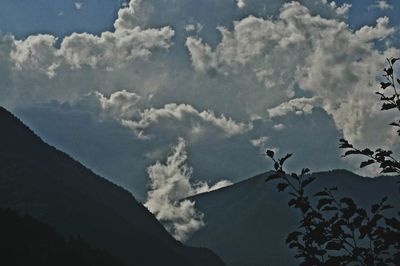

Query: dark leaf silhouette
left=381, top=82, right=392, bottom=89
left=277, top=183, right=289, bottom=192
left=360, top=159, right=375, bottom=168
left=384, top=67, right=393, bottom=76
left=265, top=173, right=282, bottom=182
left=263, top=57, right=400, bottom=266
left=391, top=58, right=399, bottom=64
left=266, top=150, right=275, bottom=158
left=382, top=103, right=397, bottom=110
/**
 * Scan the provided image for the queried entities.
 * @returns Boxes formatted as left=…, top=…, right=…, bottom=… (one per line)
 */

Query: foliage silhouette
left=265, top=58, right=400, bottom=265
left=340, top=57, right=400, bottom=175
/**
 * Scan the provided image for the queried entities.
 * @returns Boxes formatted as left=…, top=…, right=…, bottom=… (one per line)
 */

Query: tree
left=265, top=58, right=400, bottom=266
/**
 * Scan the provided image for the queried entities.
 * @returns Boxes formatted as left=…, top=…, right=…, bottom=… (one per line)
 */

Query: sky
left=1, top=1, right=400, bottom=238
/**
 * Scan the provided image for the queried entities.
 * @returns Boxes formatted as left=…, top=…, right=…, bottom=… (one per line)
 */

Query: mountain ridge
left=187, top=168, right=400, bottom=266
left=0, top=106, right=225, bottom=266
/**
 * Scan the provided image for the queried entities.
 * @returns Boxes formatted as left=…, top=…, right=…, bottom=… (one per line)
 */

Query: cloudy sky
left=1, top=0, right=399, bottom=206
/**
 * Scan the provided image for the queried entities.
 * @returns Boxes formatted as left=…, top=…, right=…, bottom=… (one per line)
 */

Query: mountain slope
left=187, top=171, right=400, bottom=266
left=0, top=208, right=124, bottom=266
left=0, top=107, right=224, bottom=266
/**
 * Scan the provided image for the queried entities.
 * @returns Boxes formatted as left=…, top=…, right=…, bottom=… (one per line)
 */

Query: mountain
left=0, top=208, right=124, bottom=266
left=0, top=107, right=224, bottom=266
left=187, top=171, right=400, bottom=266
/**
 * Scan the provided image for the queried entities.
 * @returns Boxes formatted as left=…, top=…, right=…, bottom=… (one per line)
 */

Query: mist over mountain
left=0, top=106, right=224, bottom=266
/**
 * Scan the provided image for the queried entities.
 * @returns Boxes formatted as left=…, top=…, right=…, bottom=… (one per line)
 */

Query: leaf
left=384, top=67, right=393, bottom=76
left=342, top=150, right=361, bottom=157
left=279, top=153, right=292, bottom=165
left=385, top=217, right=400, bottom=230
left=339, top=139, right=353, bottom=149
left=314, top=191, right=329, bottom=197
left=286, top=231, right=302, bottom=243
left=380, top=82, right=392, bottom=89
left=375, top=150, right=393, bottom=157
left=360, top=160, right=375, bottom=168
left=288, top=199, right=297, bottom=207
left=381, top=167, right=397, bottom=173
left=359, top=225, right=370, bottom=239
left=397, top=78, right=400, bottom=85
left=301, top=168, right=310, bottom=175
left=266, top=150, right=274, bottom=158
left=317, top=198, right=333, bottom=210
left=265, top=173, right=282, bottom=182
left=356, top=208, right=367, bottom=217
left=381, top=204, right=393, bottom=211
left=340, top=197, right=356, bottom=208
left=371, top=203, right=380, bottom=214
left=322, top=206, right=338, bottom=211
left=361, top=148, right=374, bottom=156
left=370, top=214, right=383, bottom=226
left=277, top=183, right=289, bottom=192
left=353, top=215, right=364, bottom=227
left=382, top=103, right=397, bottom=110
left=326, top=241, right=342, bottom=250
left=391, top=57, right=399, bottom=64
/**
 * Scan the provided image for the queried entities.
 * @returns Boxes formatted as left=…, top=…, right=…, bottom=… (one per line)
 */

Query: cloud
left=74, top=2, right=83, bottom=10
left=185, top=1, right=399, bottom=150
left=2, top=0, right=400, bottom=198
left=369, top=0, right=393, bottom=10
left=237, top=0, right=247, bottom=9
left=59, top=26, right=174, bottom=69
left=117, top=102, right=252, bottom=139
left=113, top=0, right=152, bottom=30
left=321, top=0, right=352, bottom=15
left=0, top=2, right=174, bottom=108
left=144, top=138, right=232, bottom=241
left=355, top=17, right=395, bottom=42
left=267, top=97, right=322, bottom=118
left=250, top=136, right=269, bottom=150
left=95, top=90, right=141, bottom=118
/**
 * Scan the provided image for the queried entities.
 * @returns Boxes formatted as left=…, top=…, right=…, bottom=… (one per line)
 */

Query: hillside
left=0, top=107, right=224, bottom=266
left=0, top=208, right=124, bottom=266
left=187, top=171, right=400, bottom=266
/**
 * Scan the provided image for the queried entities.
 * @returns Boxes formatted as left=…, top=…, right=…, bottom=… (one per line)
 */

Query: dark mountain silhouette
left=0, top=107, right=224, bottom=266
left=0, top=208, right=124, bottom=266
left=187, top=170, right=400, bottom=266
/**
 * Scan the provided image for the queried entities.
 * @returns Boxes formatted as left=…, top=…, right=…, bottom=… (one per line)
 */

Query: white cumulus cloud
left=186, top=1, right=399, bottom=149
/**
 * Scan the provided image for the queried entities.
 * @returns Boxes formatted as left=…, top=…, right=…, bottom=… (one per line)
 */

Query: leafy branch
left=265, top=151, right=400, bottom=265
left=264, top=58, right=400, bottom=265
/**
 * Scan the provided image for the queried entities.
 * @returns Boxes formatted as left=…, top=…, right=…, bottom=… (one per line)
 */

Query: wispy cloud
left=74, top=2, right=83, bottom=10
left=144, top=138, right=232, bottom=241
left=236, top=0, right=246, bottom=9
left=369, top=0, right=393, bottom=10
